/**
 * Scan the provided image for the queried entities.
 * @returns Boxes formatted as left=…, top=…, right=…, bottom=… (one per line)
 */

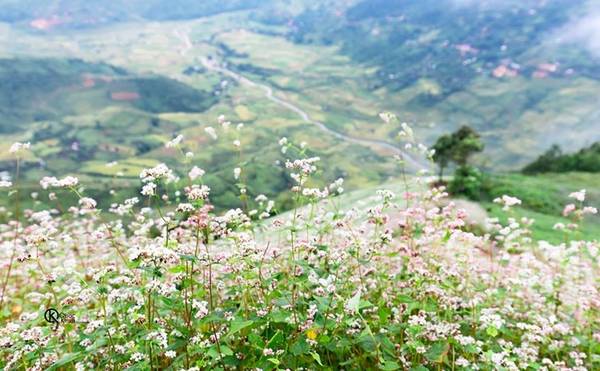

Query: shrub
left=0, top=117, right=598, bottom=370
left=448, top=165, right=485, bottom=200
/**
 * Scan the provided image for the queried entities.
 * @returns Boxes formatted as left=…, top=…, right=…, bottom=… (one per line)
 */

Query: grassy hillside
left=0, top=0, right=268, bottom=26
left=0, top=58, right=216, bottom=132
left=293, top=171, right=600, bottom=244
left=1, top=126, right=598, bottom=369
left=0, top=17, right=406, bottom=212
left=0, top=57, right=224, bottom=207
left=1, top=2, right=600, bottom=213
left=482, top=172, right=600, bottom=243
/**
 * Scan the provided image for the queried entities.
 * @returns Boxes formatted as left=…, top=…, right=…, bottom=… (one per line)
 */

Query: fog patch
left=554, top=12, right=600, bottom=57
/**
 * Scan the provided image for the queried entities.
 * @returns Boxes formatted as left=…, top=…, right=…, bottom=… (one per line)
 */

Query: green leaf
left=267, top=358, right=280, bottom=365
left=486, top=326, right=499, bottom=337
left=319, top=334, right=331, bottom=344
left=291, top=337, right=310, bottom=355
left=179, top=254, right=197, bottom=262
left=267, top=330, right=284, bottom=349
left=221, top=345, right=234, bottom=356
left=225, top=320, right=254, bottom=338
left=425, top=342, right=449, bottom=363
left=359, top=299, right=373, bottom=310
left=270, top=310, right=290, bottom=323
left=248, top=332, right=265, bottom=348
left=207, top=345, right=233, bottom=359
left=356, top=331, right=377, bottom=352
left=442, top=230, right=451, bottom=242
left=47, top=353, right=84, bottom=371
left=310, top=352, right=323, bottom=366
left=346, top=291, right=361, bottom=313
left=381, top=361, right=401, bottom=370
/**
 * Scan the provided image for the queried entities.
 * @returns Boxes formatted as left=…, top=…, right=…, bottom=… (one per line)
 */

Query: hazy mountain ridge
left=289, top=0, right=587, bottom=93
left=1, top=0, right=600, bottom=211
left=0, top=0, right=268, bottom=27
left=281, top=0, right=600, bottom=164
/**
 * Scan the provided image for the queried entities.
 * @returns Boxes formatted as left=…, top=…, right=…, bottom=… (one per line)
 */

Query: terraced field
left=1, top=1, right=600, bottom=212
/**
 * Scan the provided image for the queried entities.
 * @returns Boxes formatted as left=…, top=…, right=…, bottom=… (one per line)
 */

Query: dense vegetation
left=0, top=58, right=216, bottom=132
left=0, top=58, right=125, bottom=132
left=0, top=117, right=598, bottom=369
left=523, top=142, right=600, bottom=174
left=429, top=127, right=600, bottom=243
left=289, top=0, right=580, bottom=93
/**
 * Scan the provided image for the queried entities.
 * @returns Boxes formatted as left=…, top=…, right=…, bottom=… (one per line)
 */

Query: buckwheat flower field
left=0, top=116, right=598, bottom=370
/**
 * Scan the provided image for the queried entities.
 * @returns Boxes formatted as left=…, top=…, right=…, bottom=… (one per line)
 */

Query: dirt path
left=173, top=28, right=426, bottom=172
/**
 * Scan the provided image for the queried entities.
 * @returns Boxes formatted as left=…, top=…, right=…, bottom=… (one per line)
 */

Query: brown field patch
left=110, top=91, right=140, bottom=101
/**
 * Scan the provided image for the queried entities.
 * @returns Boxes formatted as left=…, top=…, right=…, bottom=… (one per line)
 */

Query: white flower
left=0, top=181, right=12, bottom=188
left=192, top=300, right=209, bottom=319
left=140, top=164, right=175, bottom=183
left=234, top=167, right=241, bottom=180
left=379, top=112, right=396, bottom=124
left=205, top=127, right=218, bottom=140
left=398, top=122, right=414, bottom=141
left=165, top=134, right=183, bottom=148
left=40, top=176, right=79, bottom=189
left=569, top=189, right=586, bottom=202
left=9, top=142, right=30, bottom=154
left=187, top=185, right=210, bottom=201
left=263, top=348, right=275, bottom=356
left=456, top=358, right=470, bottom=367
left=279, top=137, right=288, bottom=146
left=493, top=195, right=522, bottom=211
left=131, top=352, right=146, bottom=362
left=59, top=176, right=79, bottom=188
left=177, top=203, right=195, bottom=212
left=141, top=183, right=157, bottom=196
left=165, top=350, right=176, bottom=359
left=79, top=197, right=97, bottom=209
left=233, top=140, right=241, bottom=147
left=188, top=166, right=205, bottom=181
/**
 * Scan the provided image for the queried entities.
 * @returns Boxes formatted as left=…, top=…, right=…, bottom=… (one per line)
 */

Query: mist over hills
left=0, top=0, right=267, bottom=24
left=2, top=3, right=600, bottom=369
left=1, top=0, right=600, bottom=209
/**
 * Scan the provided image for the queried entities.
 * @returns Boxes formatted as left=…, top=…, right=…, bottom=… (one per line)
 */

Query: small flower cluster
left=0, top=120, right=597, bottom=371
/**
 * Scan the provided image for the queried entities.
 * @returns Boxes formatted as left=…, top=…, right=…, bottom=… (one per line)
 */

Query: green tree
left=432, top=126, right=484, bottom=182
left=432, top=134, right=454, bottom=182
left=449, top=125, right=484, bottom=166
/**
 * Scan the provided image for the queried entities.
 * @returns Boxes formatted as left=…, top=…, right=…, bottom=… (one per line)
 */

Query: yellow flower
left=306, top=328, right=318, bottom=340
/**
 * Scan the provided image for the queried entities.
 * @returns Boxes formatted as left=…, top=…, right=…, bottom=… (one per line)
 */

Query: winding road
left=174, top=28, right=425, bottom=171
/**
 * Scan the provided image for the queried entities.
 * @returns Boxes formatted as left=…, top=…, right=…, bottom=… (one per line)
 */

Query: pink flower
left=562, top=203, right=576, bottom=217
left=494, top=195, right=522, bottom=210
left=568, top=189, right=586, bottom=202
left=188, top=166, right=205, bottom=181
